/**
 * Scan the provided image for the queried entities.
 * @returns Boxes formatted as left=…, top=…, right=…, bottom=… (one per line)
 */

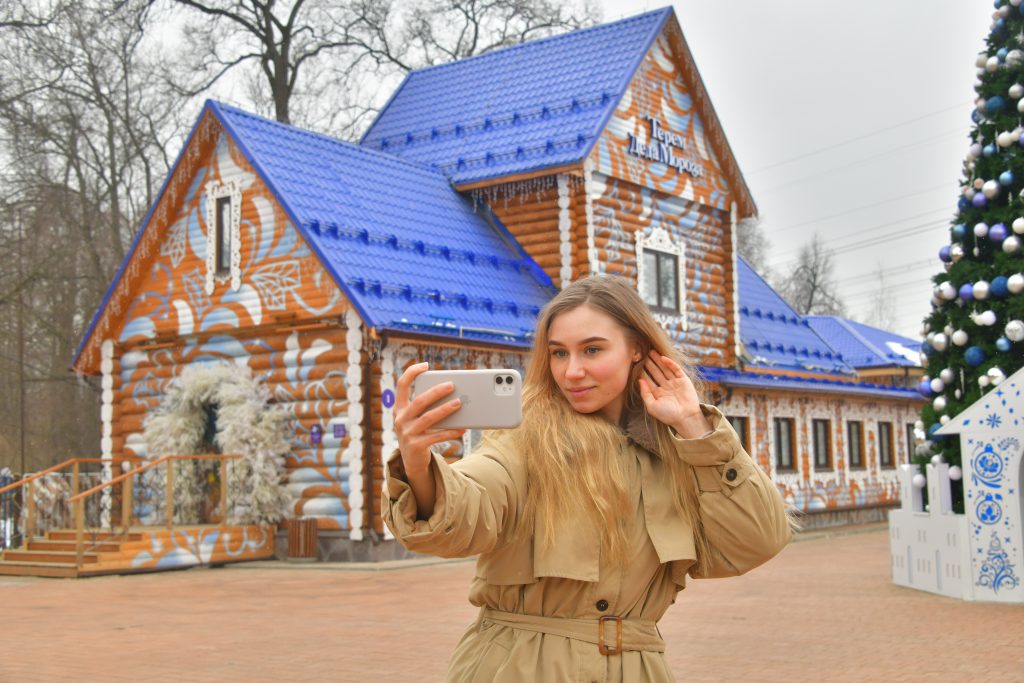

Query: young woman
left=383, top=275, right=793, bottom=682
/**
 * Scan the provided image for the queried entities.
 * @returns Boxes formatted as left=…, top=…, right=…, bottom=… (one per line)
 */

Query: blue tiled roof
left=736, top=257, right=854, bottom=376
left=217, top=101, right=554, bottom=345
left=360, top=9, right=670, bottom=185
left=700, top=366, right=920, bottom=400
left=805, top=316, right=921, bottom=369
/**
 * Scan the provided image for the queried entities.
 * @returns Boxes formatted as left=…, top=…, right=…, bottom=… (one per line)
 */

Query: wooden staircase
left=0, top=526, right=275, bottom=578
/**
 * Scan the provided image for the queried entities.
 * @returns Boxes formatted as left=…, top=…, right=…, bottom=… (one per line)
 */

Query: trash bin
left=286, top=517, right=318, bottom=562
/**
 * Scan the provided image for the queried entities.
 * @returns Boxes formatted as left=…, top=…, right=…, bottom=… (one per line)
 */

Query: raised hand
left=637, top=350, right=711, bottom=439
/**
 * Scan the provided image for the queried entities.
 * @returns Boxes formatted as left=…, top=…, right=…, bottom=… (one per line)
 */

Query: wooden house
left=70, top=7, right=923, bottom=564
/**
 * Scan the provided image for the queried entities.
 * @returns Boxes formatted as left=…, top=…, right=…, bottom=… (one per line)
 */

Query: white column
left=344, top=311, right=364, bottom=541
left=729, top=202, right=741, bottom=362
left=379, top=346, right=397, bottom=540
left=100, top=339, right=115, bottom=527
left=583, top=159, right=597, bottom=275
left=557, top=173, right=572, bottom=288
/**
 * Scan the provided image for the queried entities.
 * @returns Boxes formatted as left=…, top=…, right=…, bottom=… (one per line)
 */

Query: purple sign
left=333, top=423, right=346, bottom=439
left=382, top=389, right=395, bottom=408
left=310, top=424, right=323, bottom=445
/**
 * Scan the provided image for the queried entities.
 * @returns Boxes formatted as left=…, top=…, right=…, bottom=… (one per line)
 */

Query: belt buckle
left=598, top=615, right=622, bottom=656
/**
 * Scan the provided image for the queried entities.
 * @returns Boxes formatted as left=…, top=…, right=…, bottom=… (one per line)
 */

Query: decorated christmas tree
left=918, top=0, right=1024, bottom=507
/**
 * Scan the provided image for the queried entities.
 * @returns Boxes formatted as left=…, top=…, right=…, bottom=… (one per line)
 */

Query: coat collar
left=623, top=405, right=662, bottom=457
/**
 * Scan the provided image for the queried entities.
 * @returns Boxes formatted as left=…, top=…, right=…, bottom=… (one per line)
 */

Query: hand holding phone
left=411, top=369, right=523, bottom=430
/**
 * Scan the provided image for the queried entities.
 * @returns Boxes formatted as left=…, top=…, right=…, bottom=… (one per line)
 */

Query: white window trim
left=635, top=226, right=687, bottom=328
left=205, top=180, right=242, bottom=294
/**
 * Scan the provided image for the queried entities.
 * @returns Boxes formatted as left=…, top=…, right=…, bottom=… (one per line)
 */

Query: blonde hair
left=496, top=275, right=711, bottom=569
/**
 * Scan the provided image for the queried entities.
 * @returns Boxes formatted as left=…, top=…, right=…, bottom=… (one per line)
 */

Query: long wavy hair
left=500, top=275, right=711, bottom=569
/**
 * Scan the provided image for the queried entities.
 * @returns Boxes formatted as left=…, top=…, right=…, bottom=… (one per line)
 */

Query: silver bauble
left=1014, top=217, right=1024, bottom=234
left=1008, top=273, right=1024, bottom=293
left=1005, top=319, right=1024, bottom=342
left=1013, top=83, right=1024, bottom=99
left=1004, top=235, right=1021, bottom=253
left=939, top=367, right=955, bottom=384
left=933, top=396, right=947, bottom=412
left=952, top=329, right=969, bottom=346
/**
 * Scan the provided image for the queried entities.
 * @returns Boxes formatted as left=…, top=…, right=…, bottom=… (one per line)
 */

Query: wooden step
left=46, top=531, right=143, bottom=542
left=2, top=550, right=99, bottom=564
left=0, top=561, right=78, bottom=578
left=28, top=539, right=121, bottom=553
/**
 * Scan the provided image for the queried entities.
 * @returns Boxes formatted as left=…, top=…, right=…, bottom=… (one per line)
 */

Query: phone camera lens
left=495, top=376, right=504, bottom=384
left=505, top=376, right=513, bottom=384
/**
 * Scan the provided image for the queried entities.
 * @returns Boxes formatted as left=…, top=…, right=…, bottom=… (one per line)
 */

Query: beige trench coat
left=382, top=405, right=792, bottom=682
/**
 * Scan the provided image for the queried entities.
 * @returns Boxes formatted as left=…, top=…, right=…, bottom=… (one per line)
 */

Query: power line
left=746, top=101, right=972, bottom=175
left=832, top=258, right=937, bottom=287
left=767, top=218, right=949, bottom=270
left=757, top=128, right=964, bottom=196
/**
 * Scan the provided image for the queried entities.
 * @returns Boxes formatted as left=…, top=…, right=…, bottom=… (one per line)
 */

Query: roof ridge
left=214, top=101, right=446, bottom=178
left=399, top=7, right=670, bottom=81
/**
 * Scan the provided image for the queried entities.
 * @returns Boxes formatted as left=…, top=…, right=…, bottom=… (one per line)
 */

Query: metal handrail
left=0, top=456, right=142, bottom=550
left=67, top=454, right=241, bottom=566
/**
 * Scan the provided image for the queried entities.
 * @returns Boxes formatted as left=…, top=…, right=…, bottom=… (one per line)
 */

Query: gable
left=591, top=19, right=753, bottom=216
left=937, top=365, right=1024, bottom=435
left=74, top=111, right=349, bottom=374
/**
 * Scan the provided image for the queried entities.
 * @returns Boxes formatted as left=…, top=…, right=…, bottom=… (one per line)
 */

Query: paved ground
left=2, top=524, right=1022, bottom=682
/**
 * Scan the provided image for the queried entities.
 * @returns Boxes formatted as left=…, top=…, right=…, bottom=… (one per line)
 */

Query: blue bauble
left=990, top=222, right=1008, bottom=242
left=918, top=378, right=933, bottom=397
left=928, top=423, right=946, bottom=441
left=952, top=223, right=967, bottom=240
left=920, top=340, right=935, bottom=357
left=996, top=18, right=1008, bottom=31
left=965, top=345, right=986, bottom=366
left=986, top=96, right=1006, bottom=116
left=1000, top=170, right=1015, bottom=186
left=991, top=275, right=1010, bottom=297
left=995, top=0, right=1002, bottom=8
left=939, top=245, right=952, bottom=262
left=996, top=336, right=1012, bottom=352
left=958, top=196, right=972, bottom=211
left=973, top=110, right=983, bottom=124
left=984, top=143, right=997, bottom=156
left=998, top=47, right=1009, bottom=61
left=959, top=282, right=974, bottom=301
left=972, top=193, right=988, bottom=208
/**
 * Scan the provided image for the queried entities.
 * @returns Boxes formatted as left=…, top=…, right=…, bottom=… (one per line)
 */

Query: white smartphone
left=410, top=369, right=523, bottom=430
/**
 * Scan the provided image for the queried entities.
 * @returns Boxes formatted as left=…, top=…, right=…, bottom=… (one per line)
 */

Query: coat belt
left=479, top=607, right=666, bottom=655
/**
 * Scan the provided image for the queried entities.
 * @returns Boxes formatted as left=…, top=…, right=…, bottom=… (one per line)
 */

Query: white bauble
left=930, top=377, right=945, bottom=393
left=1004, top=236, right=1021, bottom=253
left=1018, top=97, right=1024, bottom=114
left=969, top=142, right=983, bottom=159
left=931, top=454, right=944, bottom=464
left=1012, top=84, right=1024, bottom=99
left=1015, top=0, right=1024, bottom=6
left=988, top=367, right=1007, bottom=385
left=977, top=53, right=990, bottom=68
left=984, top=180, right=1001, bottom=198
left=974, top=178, right=985, bottom=189
left=975, top=222, right=990, bottom=237
left=940, top=281, right=958, bottom=300
left=915, top=420, right=924, bottom=430
left=1000, top=5, right=1013, bottom=19
left=912, top=473, right=927, bottom=489
left=998, top=131, right=1015, bottom=147
left=988, top=56, right=1001, bottom=72
left=1013, top=217, right=1024, bottom=234
left=977, top=310, right=998, bottom=326
left=949, top=465, right=963, bottom=481
left=1005, top=319, right=1024, bottom=342
left=951, top=244, right=965, bottom=262
left=939, top=368, right=955, bottom=384
left=1009, top=49, right=1024, bottom=65
left=974, top=280, right=991, bottom=299
left=933, top=396, right=947, bottom=412
left=1008, top=273, right=1024, bottom=293
left=932, top=333, right=948, bottom=351
left=965, top=187, right=977, bottom=200
left=952, top=329, right=969, bottom=346
left=940, top=415, right=951, bottom=425
left=943, top=325, right=954, bottom=336
left=979, top=375, right=991, bottom=388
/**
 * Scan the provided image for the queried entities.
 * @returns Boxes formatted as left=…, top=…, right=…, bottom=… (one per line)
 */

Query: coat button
left=725, top=468, right=738, bottom=481
left=596, top=599, right=609, bottom=612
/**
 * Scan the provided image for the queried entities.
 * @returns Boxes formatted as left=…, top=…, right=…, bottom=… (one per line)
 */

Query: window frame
left=905, top=423, right=917, bottom=466
left=812, top=418, right=832, bottom=471
left=773, top=417, right=796, bottom=472
left=726, top=415, right=750, bottom=453
left=635, top=226, right=686, bottom=323
left=847, top=420, right=865, bottom=470
left=878, top=421, right=894, bottom=469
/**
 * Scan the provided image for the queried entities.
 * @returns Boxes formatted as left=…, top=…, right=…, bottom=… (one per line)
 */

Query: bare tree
left=775, top=233, right=846, bottom=316
left=863, top=262, right=897, bottom=331
left=736, top=216, right=771, bottom=276
left=165, top=0, right=599, bottom=136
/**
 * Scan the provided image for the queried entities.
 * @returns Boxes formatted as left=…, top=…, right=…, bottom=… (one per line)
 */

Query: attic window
left=204, top=180, right=242, bottom=294
left=635, top=226, right=686, bottom=323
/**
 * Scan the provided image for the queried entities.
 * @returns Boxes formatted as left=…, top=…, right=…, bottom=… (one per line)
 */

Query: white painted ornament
left=1014, top=83, right=1024, bottom=99
left=952, top=329, right=969, bottom=346
left=965, top=187, right=977, bottom=200
left=1009, top=49, right=1024, bottom=66
left=1004, top=236, right=1021, bottom=254
left=939, top=368, right=955, bottom=384
left=969, top=143, right=983, bottom=159
left=975, top=222, right=990, bottom=237
left=940, top=414, right=951, bottom=425
left=1018, top=97, right=1024, bottom=114
left=1014, top=217, right=1024, bottom=234
left=988, top=56, right=1001, bottom=72
left=977, top=53, right=989, bottom=68
left=979, top=375, right=991, bottom=388
left=1008, top=273, right=1024, bottom=293
left=940, top=281, right=958, bottom=300
left=973, top=310, right=998, bottom=326
left=912, top=473, right=927, bottom=489
left=931, top=454, right=944, bottom=465
left=931, top=333, right=948, bottom=352
left=1005, top=319, right=1024, bottom=342
left=930, top=377, right=945, bottom=393
left=974, top=280, right=990, bottom=299
left=987, top=367, right=1007, bottom=385
left=998, top=131, right=1015, bottom=147
left=933, top=396, right=947, bottom=411
left=948, top=465, right=962, bottom=481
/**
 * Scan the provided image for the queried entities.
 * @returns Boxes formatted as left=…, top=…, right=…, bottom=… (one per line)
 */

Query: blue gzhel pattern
left=215, top=102, right=554, bottom=346
left=360, top=9, right=670, bottom=185
left=736, top=258, right=854, bottom=375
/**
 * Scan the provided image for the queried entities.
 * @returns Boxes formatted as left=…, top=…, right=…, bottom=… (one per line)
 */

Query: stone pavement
left=1, top=525, right=1022, bottom=682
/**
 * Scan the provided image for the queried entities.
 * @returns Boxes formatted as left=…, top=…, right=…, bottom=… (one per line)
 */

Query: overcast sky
left=600, top=0, right=993, bottom=338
